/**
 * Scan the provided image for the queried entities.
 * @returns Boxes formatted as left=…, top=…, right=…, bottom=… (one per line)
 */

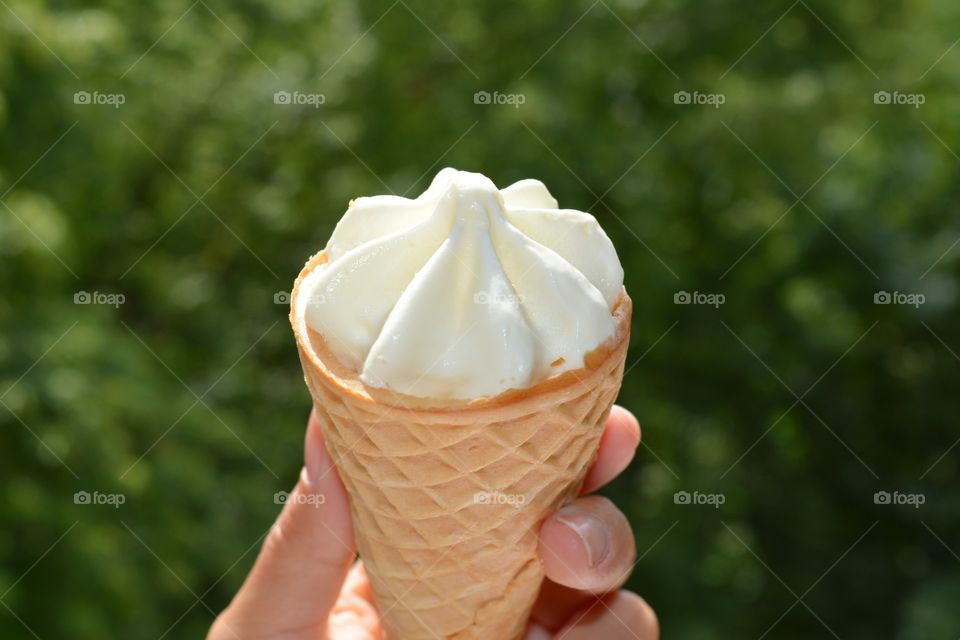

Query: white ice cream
left=298, top=168, right=624, bottom=399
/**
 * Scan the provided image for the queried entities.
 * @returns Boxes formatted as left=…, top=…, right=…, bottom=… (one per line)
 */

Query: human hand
left=208, top=405, right=658, bottom=639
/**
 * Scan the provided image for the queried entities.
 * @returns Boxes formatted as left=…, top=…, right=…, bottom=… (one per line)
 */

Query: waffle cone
left=290, top=251, right=631, bottom=640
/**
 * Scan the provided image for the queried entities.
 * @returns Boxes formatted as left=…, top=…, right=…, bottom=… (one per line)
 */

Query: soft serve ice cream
left=297, top=168, right=624, bottom=399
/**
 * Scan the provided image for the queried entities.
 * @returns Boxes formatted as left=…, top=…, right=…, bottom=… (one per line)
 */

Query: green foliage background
left=2, top=1, right=959, bottom=638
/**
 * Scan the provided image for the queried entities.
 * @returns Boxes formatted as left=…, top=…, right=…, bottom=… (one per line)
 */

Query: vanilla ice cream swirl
left=297, top=168, right=624, bottom=400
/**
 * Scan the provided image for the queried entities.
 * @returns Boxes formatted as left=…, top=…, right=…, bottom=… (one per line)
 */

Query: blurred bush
left=1, top=0, right=959, bottom=638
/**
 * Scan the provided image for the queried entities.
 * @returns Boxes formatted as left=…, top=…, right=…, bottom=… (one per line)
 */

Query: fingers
left=538, top=495, right=636, bottom=594
left=209, top=409, right=356, bottom=640
left=328, top=562, right=382, bottom=640
left=340, top=560, right=375, bottom=605
left=529, top=407, right=642, bottom=631
left=556, top=591, right=659, bottom=639
left=581, top=406, right=640, bottom=494
left=533, top=495, right=636, bottom=629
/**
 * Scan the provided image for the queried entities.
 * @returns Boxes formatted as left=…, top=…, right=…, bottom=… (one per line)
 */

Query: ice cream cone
left=291, top=251, right=632, bottom=640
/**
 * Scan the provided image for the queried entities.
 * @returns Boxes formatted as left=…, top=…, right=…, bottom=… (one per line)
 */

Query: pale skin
left=209, top=405, right=659, bottom=639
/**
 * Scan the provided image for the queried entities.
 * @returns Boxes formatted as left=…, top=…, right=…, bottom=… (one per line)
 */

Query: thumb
left=210, top=409, right=356, bottom=640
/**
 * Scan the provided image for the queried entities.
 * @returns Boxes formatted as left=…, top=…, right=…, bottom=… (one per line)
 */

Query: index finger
left=209, top=410, right=356, bottom=640
left=580, top=406, right=640, bottom=495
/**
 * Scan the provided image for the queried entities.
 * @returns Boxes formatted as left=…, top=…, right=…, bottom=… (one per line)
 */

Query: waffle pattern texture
left=292, top=251, right=631, bottom=640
